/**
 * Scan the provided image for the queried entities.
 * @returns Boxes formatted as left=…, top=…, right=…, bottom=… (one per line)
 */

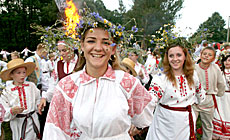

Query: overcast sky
left=102, top=0, right=230, bottom=37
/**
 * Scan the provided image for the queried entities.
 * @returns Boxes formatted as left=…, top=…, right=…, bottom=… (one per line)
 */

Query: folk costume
left=146, top=72, right=205, bottom=140
left=193, top=63, right=225, bottom=140
left=41, top=54, right=78, bottom=102
left=43, top=66, right=155, bottom=140
left=0, top=59, right=41, bottom=140
left=212, top=69, right=230, bottom=139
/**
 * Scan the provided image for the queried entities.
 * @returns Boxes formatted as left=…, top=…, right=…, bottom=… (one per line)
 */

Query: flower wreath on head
left=31, top=7, right=138, bottom=55
left=31, top=20, right=80, bottom=53
left=217, top=49, right=230, bottom=64
left=149, top=24, right=193, bottom=61
left=75, top=8, right=138, bottom=48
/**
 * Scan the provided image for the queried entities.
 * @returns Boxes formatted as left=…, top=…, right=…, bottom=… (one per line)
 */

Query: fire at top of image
left=64, top=0, right=80, bottom=39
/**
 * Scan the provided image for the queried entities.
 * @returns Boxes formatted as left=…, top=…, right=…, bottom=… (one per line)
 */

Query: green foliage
left=124, top=0, right=183, bottom=49
left=0, top=0, right=58, bottom=51
left=190, top=12, right=227, bottom=43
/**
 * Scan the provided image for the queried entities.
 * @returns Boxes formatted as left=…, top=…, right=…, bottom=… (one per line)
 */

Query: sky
left=102, top=0, right=230, bottom=37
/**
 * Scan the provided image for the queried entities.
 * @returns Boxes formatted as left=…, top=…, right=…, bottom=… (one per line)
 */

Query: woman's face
left=168, top=46, right=186, bottom=73
left=224, top=57, right=230, bottom=69
left=81, top=28, right=116, bottom=71
left=58, top=44, right=70, bottom=61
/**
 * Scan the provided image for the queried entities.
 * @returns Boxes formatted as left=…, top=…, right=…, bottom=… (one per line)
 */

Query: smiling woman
left=146, top=38, right=206, bottom=140
left=42, top=9, right=156, bottom=140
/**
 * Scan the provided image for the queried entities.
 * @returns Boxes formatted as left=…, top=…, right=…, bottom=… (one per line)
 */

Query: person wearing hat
left=0, top=58, right=41, bottom=140
left=121, top=58, right=137, bottom=77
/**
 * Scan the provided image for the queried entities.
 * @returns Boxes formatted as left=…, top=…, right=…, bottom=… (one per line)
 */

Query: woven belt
left=160, top=103, right=195, bottom=140
left=16, top=111, right=41, bottom=140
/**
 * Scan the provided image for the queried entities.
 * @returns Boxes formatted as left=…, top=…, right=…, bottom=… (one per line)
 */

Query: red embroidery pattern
left=196, top=82, right=202, bottom=93
left=58, top=76, right=78, bottom=99
left=213, top=118, right=230, bottom=137
left=205, top=70, right=209, bottom=90
left=46, top=90, right=75, bottom=137
left=11, top=84, right=29, bottom=109
left=102, top=66, right=116, bottom=79
left=127, top=83, right=152, bottom=117
left=120, top=72, right=136, bottom=93
left=149, top=83, right=164, bottom=99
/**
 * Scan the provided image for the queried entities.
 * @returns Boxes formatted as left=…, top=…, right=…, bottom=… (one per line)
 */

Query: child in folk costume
left=193, top=47, right=225, bottom=140
left=146, top=38, right=206, bottom=140
left=42, top=9, right=155, bottom=140
left=212, top=50, right=230, bottom=139
left=0, top=58, right=41, bottom=140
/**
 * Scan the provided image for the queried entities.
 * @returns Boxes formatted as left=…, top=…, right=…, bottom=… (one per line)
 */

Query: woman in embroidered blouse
left=42, top=25, right=155, bottom=139
left=146, top=39, right=206, bottom=140
left=212, top=51, right=230, bottom=139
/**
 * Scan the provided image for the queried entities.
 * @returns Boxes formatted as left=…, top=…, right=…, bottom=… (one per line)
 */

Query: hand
left=11, top=106, right=24, bottom=115
left=138, top=70, right=144, bottom=79
left=38, top=98, right=46, bottom=115
left=129, top=125, right=142, bottom=136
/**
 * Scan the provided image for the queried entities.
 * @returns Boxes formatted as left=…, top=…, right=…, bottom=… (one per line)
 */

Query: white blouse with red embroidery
left=146, top=72, right=206, bottom=140
left=43, top=66, right=156, bottom=140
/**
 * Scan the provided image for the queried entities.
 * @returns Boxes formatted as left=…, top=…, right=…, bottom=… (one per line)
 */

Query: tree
left=190, top=12, right=227, bottom=43
left=124, top=0, right=183, bottom=49
left=0, top=0, right=58, bottom=52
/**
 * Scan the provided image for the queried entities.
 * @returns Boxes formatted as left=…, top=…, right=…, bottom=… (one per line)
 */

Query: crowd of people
left=0, top=10, right=230, bottom=140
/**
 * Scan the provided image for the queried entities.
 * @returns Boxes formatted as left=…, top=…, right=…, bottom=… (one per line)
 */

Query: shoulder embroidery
left=58, top=75, right=78, bottom=99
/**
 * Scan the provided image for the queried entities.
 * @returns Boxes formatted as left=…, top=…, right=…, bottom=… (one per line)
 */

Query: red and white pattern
left=43, top=66, right=155, bottom=140
left=46, top=90, right=74, bottom=137
left=149, top=83, right=164, bottom=99
left=120, top=72, right=136, bottom=93
left=213, top=118, right=230, bottom=139
left=127, top=83, right=152, bottom=117
left=58, top=76, right=78, bottom=99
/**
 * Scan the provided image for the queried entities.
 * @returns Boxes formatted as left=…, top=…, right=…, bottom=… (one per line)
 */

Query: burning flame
left=64, top=0, right=80, bottom=39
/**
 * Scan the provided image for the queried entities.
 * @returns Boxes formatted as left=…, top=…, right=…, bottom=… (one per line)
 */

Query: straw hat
left=121, top=58, right=137, bottom=77
left=0, top=58, right=35, bottom=81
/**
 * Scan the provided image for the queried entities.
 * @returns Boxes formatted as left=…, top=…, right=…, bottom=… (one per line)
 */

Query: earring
left=80, top=51, right=84, bottom=57
left=110, top=55, right=116, bottom=61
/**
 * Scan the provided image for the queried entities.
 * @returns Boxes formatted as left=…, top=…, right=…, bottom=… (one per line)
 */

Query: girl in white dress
left=213, top=50, right=230, bottom=139
left=146, top=38, right=206, bottom=140
left=42, top=12, right=156, bottom=140
left=0, top=58, right=41, bottom=140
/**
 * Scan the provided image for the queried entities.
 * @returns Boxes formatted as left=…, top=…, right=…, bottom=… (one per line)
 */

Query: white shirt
left=0, top=81, right=40, bottom=140
left=43, top=66, right=156, bottom=140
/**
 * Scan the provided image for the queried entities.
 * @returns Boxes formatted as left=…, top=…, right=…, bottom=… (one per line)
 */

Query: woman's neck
left=86, top=65, right=108, bottom=79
